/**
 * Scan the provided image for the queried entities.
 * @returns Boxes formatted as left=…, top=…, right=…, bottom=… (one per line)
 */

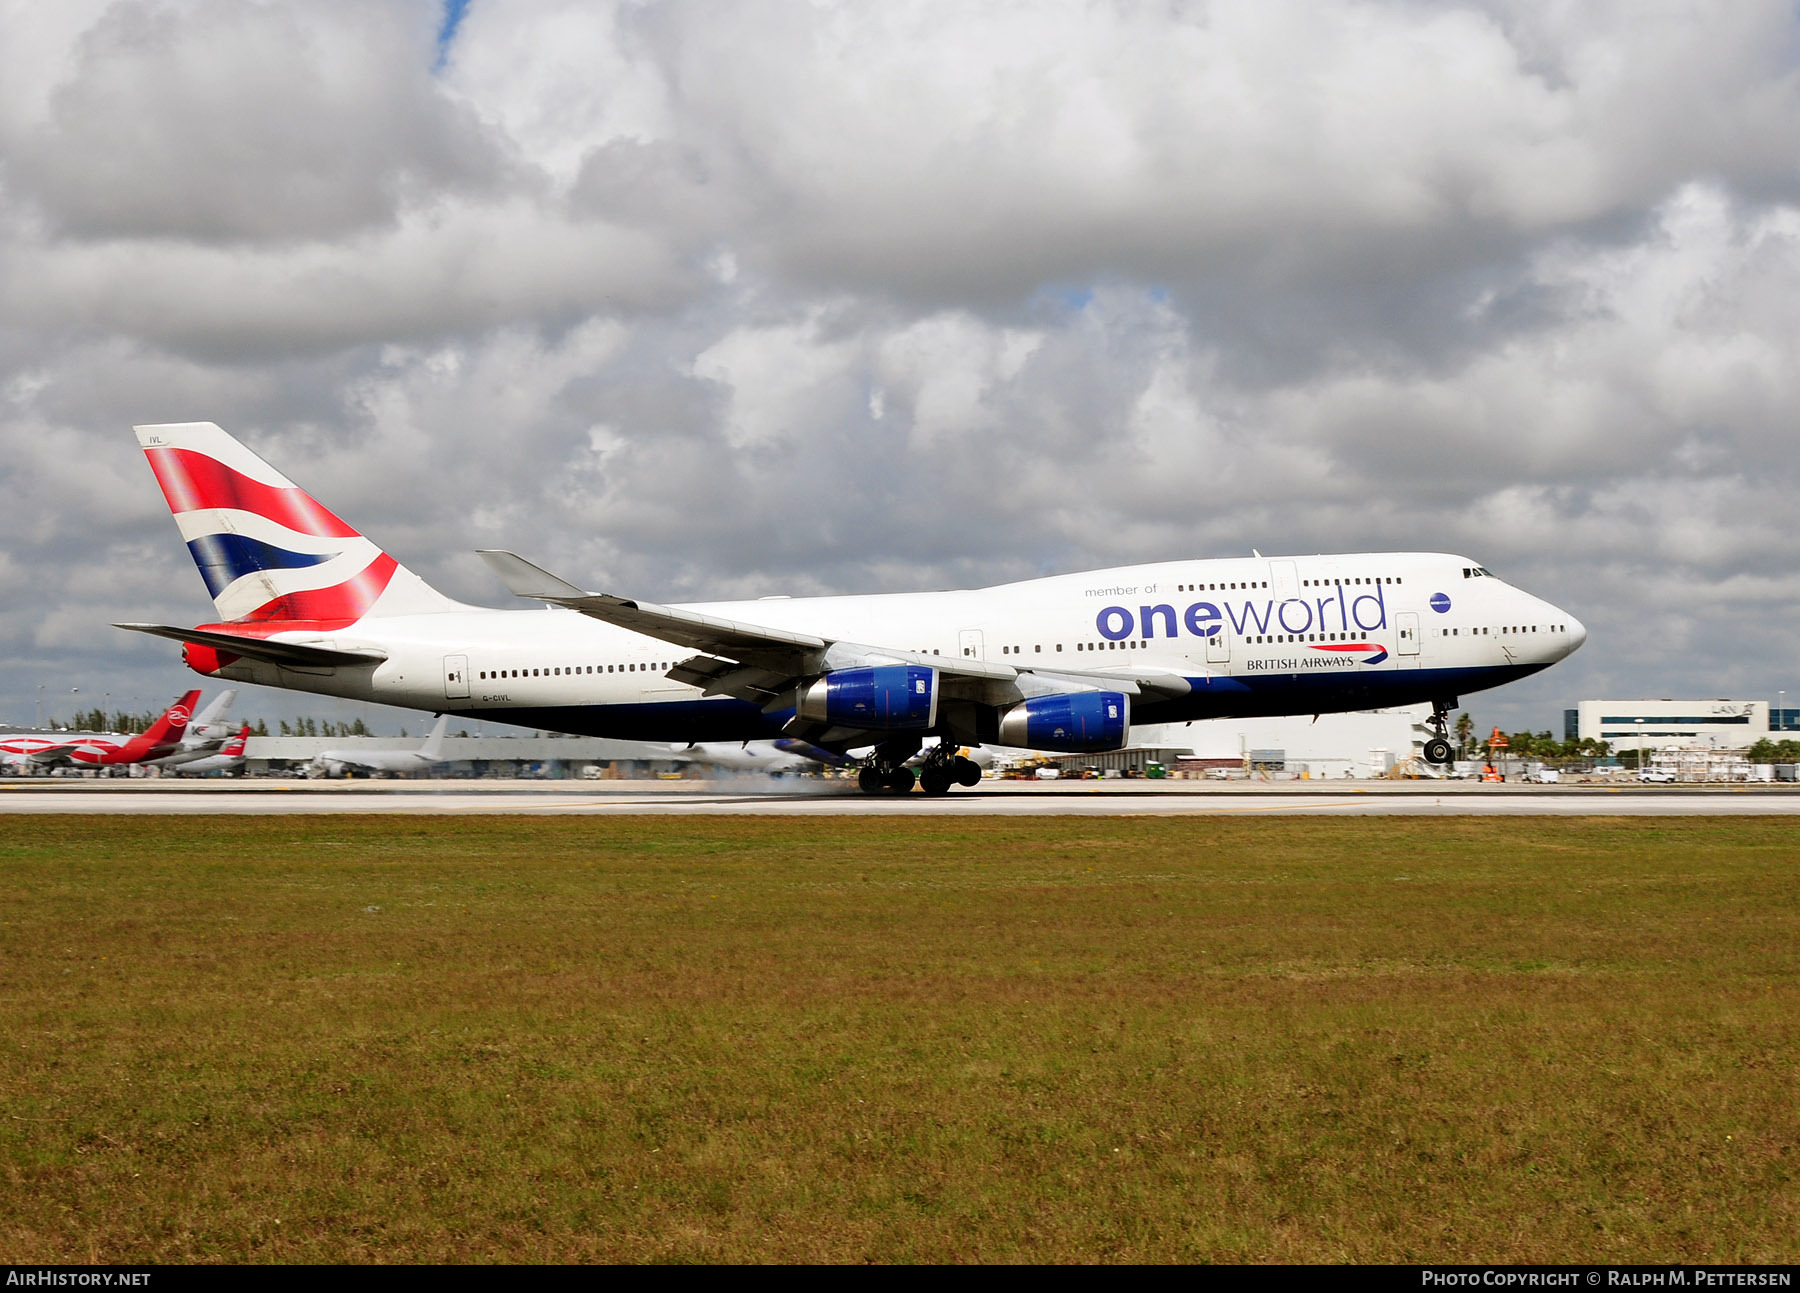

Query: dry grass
left=0, top=815, right=1795, bottom=1262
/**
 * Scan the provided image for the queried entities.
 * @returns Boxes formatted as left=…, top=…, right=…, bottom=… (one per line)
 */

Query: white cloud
left=8, top=0, right=508, bottom=243
left=3, top=0, right=1800, bottom=728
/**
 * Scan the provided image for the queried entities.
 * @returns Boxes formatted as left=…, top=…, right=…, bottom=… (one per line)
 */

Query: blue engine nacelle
left=797, top=665, right=938, bottom=730
left=996, top=691, right=1129, bottom=753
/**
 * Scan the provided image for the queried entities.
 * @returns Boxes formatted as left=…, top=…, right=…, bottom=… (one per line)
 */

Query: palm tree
left=1454, top=712, right=1474, bottom=758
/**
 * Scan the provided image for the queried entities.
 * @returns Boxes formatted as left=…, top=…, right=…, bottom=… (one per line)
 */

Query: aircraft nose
left=1558, top=608, right=1587, bottom=656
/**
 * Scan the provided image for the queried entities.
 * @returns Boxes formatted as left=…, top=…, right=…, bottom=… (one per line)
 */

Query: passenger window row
left=1174, top=576, right=1400, bottom=591
left=1251, top=633, right=1367, bottom=644
left=1436, top=626, right=1570, bottom=637
left=478, top=662, right=673, bottom=680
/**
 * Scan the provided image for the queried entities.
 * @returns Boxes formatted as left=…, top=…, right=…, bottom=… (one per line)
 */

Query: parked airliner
left=0, top=690, right=199, bottom=773
left=167, top=724, right=250, bottom=777
left=671, top=739, right=851, bottom=775
left=117, top=423, right=1584, bottom=794
left=308, top=713, right=450, bottom=778
left=147, top=687, right=238, bottom=770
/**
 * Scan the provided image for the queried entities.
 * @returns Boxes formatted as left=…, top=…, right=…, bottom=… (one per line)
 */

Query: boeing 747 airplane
left=117, top=423, right=1585, bottom=794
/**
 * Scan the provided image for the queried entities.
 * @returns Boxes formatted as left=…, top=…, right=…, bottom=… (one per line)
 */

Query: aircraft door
left=958, top=629, right=985, bottom=660
left=444, top=654, right=470, bottom=699
left=1206, top=626, right=1229, bottom=665
left=1395, top=613, right=1420, bottom=668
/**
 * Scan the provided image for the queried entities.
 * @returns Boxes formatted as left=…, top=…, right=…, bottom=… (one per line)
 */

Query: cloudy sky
left=3, top=0, right=1798, bottom=734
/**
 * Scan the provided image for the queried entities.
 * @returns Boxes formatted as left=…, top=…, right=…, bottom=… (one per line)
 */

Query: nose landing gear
left=1422, top=698, right=1457, bottom=766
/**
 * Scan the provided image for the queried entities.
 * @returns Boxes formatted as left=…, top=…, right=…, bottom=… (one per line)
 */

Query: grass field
left=0, top=815, right=1795, bottom=1263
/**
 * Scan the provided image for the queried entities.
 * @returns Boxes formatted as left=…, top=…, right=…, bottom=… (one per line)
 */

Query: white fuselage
left=169, top=750, right=246, bottom=776
left=309, top=747, right=445, bottom=777
left=194, top=552, right=1583, bottom=742
left=672, top=742, right=819, bottom=773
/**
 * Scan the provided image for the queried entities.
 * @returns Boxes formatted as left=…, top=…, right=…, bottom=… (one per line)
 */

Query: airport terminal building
left=1570, top=700, right=1777, bottom=751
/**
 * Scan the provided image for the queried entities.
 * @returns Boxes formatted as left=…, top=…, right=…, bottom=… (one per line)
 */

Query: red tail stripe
left=146, top=447, right=361, bottom=539
left=237, top=552, right=398, bottom=626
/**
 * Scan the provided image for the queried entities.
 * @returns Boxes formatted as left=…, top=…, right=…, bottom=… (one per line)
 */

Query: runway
left=4, top=778, right=1800, bottom=815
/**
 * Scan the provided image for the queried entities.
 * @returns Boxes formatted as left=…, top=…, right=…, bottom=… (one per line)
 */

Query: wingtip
left=476, top=549, right=590, bottom=600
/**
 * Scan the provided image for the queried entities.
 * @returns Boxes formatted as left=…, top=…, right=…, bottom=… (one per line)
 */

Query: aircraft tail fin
left=418, top=713, right=451, bottom=762
left=134, top=422, right=462, bottom=627
left=116, top=689, right=202, bottom=762
left=191, top=688, right=237, bottom=730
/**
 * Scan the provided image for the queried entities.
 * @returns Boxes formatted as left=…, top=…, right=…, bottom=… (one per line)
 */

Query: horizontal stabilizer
left=114, top=623, right=387, bottom=669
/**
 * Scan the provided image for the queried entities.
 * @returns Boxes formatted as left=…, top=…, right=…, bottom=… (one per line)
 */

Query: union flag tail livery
left=120, top=421, right=1585, bottom=792
left=136, top=423, right=459, bottom=627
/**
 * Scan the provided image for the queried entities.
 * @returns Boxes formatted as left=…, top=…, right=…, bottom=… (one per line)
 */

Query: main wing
left=478, top=551, right=1193, bottom=747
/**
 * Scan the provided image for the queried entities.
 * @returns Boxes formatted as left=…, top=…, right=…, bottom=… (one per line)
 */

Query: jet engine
left=797, top=665, right=937, bottom=730
left=997, top=691, right=1129, bottom=753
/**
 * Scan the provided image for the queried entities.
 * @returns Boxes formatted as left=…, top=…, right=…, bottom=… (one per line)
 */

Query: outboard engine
left=797, top=665, right=937, bottom=730
left=997, top=691, right=1129, bottom=752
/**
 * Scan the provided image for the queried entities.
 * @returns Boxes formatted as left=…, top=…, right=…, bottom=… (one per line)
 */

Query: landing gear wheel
left=953, top=756, right=982, bottom=787
left=1423, top=697, right=1458, bottom=767
left=858, top=766, right=883, bottom=794
left=919, top=766, right=952, bottom=796
left=886, top=766, right=916, bottom=793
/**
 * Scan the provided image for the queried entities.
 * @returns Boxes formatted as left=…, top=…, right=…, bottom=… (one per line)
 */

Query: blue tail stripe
left=185, top=533, right=335, bottom=599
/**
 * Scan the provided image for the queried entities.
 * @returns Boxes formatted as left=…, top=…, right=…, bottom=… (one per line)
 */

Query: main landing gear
left=1422, top=698, right=1457, bottom=766
left=858, top=737, right=920, bottom=795
left=915, top=745, right=984, bottom=796
left=856, top=739, right=984, bottom=795
left=858, top=764, right=915, bottom=794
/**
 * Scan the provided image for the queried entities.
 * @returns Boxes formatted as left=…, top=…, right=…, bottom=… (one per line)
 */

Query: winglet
left=477, top=550, right=591, bottom=601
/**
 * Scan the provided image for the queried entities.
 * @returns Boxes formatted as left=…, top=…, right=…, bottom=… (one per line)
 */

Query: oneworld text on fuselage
left=1095, top=585, right=1388, bottom=641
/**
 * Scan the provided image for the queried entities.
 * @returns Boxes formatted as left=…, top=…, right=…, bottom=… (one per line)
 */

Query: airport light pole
left=1636, top=716, right=1644, bottom=778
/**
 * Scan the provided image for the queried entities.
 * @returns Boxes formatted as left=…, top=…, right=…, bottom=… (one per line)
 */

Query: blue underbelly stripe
left=444, top=664, right=1546, bottom=744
